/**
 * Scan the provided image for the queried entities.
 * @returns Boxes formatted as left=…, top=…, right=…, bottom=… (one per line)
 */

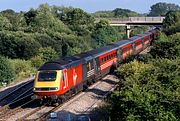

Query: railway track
left=0, top=79, right=35, bottom=120
left=0, top=80, right=34, bottom=106
left=17, top=74, right=118, bottom=121
left=17, top=86, right=88, bottom=121
left=0, top=93, right=35, bottom=120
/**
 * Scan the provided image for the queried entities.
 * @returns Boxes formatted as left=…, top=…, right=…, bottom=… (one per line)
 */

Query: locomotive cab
left=33, top=70, right=63, bottom=101
left=34, top=70, right=61, bottom=91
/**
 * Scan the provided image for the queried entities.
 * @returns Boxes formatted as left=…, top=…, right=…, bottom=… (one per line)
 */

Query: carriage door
left=132, top=42, right=136, bottom=55
left=82, top=62, right=87, bottom=81
left=117, top=48, right=122, bottom=63
left=87, top=60, right=94, bottom=78
left=93, top=58, right=100, bottom=77
left=142, top=38, right=145, bottom=50
left=148, top=35, right=151, bottom=45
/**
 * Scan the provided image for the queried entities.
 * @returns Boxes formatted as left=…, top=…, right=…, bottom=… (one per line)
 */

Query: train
left=32, top=28, right=159, bottom=104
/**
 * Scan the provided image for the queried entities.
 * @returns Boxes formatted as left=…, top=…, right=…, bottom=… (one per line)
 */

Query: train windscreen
left=38, top=71, right=57, bottom=81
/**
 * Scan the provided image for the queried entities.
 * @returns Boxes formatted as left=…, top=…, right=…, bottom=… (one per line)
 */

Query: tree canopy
left=148, top=2, right=180, bottom=16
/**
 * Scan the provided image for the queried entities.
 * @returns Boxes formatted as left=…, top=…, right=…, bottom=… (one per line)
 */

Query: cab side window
left=62, top=72, right=65, bottom=82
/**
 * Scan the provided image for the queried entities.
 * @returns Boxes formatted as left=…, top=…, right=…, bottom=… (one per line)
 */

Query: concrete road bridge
left=95, top=17, right=165, bottom=38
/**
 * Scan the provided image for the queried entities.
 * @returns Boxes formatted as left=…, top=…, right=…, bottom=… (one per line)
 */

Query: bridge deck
left=96, top=17, right=165, bottom=26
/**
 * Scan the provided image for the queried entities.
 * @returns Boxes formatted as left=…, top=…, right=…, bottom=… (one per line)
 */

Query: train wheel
left=60, top=95, right=66, bottom=103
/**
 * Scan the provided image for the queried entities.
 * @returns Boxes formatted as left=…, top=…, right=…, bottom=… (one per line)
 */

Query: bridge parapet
left=95, top=17, right=165, bottom=25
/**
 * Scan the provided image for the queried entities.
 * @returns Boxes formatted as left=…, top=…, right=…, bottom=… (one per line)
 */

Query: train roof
left=137, top=33, right=149, bottom=38
left=114, top=40, right=132, bottom=46
left=128, top=36, right=142, bottom=41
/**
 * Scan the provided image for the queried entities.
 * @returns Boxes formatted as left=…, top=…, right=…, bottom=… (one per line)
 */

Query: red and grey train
left=33, top=29, right=158, bottom=103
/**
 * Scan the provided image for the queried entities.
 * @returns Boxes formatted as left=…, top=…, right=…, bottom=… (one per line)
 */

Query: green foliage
left=109, top=59, right=180, bottom=120
left=93, top=8, right=139, bottom=18
left=27, top=4, right=72, bottom=34
left=37, top=47, right=58, bottom=61
left=130, top=26, right=148, bottom=37
left=30, top=47, right=58, bottom=68
left=30, top=55, right=44, bottom=68
left=113, top=8, right=139, bottom=17
left=92, top=10, right=114, bottom=18
left=150, top=32, right=180, bottom=59
left=92, top=20, right=120, bottom=48
left=0, top=14, right=12, bottom=30
left=0, top=56, right=15, bottom=84
left=24, top=8, right=37, bottom=26
left=50, top=32, right=92, bottom=57
left=0, top=31, right=41, bottom=59
left=9, top=59, right=35, bottom=80
left=163, top=10, right=180, bottom=35
left=163, top=11, right=180, bottom=29
left=1, top=9, right=27, bottom=31
left=148, top=2, right=180, bottom=16
left=55, top=7, right=95, bottom=36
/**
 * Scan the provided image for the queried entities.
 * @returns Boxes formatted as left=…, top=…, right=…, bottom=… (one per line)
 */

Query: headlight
left=49, top=87, right=58, bottom=90
left=34, top=87, right=59, bottom=91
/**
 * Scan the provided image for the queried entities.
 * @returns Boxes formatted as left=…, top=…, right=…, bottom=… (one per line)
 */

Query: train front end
left=32, top=70, right=63, bottom=102
left=32, top=61, right=68, bottom=102
left=33, top=70, right=62, bottom=96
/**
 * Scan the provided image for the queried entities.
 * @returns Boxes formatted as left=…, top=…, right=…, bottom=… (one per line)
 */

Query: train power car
left=32, top=29, right=158, bottom=104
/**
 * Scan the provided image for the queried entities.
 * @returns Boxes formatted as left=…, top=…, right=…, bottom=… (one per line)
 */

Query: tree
left=148, top=2, right=180, bottom=16
left=1, top=9, right=27, bottom=31
left=54, top=7, right=95, bottom=36
left=27, top=4, right=72, bottom=34
left=0, top=14, right=12, bottom=30
left=113, top=8, right=139, bottom=17
left=92, top=10, right=114, bottom=18
left=162, top=10, right=180, bottom=35
left=38, top=47, right=58, bottom=61
left=24, top=8, right=37, bottom=26
left=0, top=31, right=41, bottom=59
left=92, top=20, right=120, bottom=48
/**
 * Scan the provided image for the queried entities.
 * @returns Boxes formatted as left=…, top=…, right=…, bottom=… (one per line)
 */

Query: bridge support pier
left=126, top=25, right=131, bottom=38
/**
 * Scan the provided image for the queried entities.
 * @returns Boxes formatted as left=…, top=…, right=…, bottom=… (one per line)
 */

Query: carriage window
left=101, top=58, right=103, bottom=62
left=104, top=57, right=106, bottom=61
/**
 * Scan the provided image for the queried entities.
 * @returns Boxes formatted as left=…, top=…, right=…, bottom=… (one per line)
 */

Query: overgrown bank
left=94, top=11, right=180, bottom=121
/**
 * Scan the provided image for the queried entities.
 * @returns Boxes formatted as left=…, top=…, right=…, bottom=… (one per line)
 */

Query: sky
left=0, top=0, right=180, bottom=13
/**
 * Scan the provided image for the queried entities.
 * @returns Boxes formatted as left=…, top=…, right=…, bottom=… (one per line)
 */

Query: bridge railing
left=95, top=17, right=165, bottom=23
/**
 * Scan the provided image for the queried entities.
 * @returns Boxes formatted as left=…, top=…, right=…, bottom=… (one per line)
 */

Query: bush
left=30, top=55, right=45, bottom=68
left=9, top=59, right=36, bottom=80
left=150, top=32, right=180, bottom=59
left=38, top=47, right=58, bottom=61
left=108, top=59, right=180, bottom=120
left=0, top=56, right=15, bottom=85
